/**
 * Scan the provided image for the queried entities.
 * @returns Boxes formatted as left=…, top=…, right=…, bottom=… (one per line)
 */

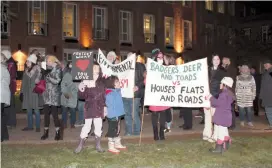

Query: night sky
left=245, top=1, right=272, bottom=14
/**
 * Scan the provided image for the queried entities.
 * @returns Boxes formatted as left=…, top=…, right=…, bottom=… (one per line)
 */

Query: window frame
left=205, top=23, right=214, bottom=45
left=119, top=10, right=133, bottom=43
left=143, top=14, right=155, bottom=44
left=261, top=25, right=269, bottom=43
left=120, top=51, right=129, bottom=61
left=182, top=1, right=192, bottom=8
left=1, top=2, right=9, bottom=35
left=228, top=1, right=235, bottom=16
left=183, top=20, right=192, bottom=49
left=92, top=6, right=108, bottom=40
left=217, top=1, right=225, bottom=14
left=243, top=28, right=251, bottom=40
left=205, top=0, right=213, bottom=11
left=62, top=2, right=78, bottom=39
left=28, top=1, right=47, bottom=36
left=164, top=16, right=174, bottom=46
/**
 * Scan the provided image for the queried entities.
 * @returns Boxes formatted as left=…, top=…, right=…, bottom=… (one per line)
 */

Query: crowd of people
left=1, top=48, right=272, bottom=155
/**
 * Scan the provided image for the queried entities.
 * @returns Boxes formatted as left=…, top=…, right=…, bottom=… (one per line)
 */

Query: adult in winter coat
left=259, top=59, right=272, bottom=130
left=203, top=54, right=226, bottom=143
left=61, top=62, right=78, bottom=128
left=21, top=54, right=43, bottom=132
left=123, top=52, right=146, bottom=136
left=1, top=50, right=11, bottom=141
left=41, top=55, right=62, bottom=141
left=6, top=56, right=17, bottom=128
left=235, top=64, right=256, bottom=127
left=250, top=66, right=261, bottom=116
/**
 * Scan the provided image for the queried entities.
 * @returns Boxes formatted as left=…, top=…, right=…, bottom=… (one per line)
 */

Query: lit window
left=28, top=1, right=47, bottom=36
left=63, top=3, right=78, bottom=38
left=93, top=6, right=108, bottom=40
left=143, top=14, right=155, bottom=43
left=1, top=1, right=9, bottom=35
left=119, top=10, right=132, bottom=43
left=243, top=28, right=251, bottom=40
left=165, top=17, right=174, bottom=46
left=205, top=23, right=214, bottom=45
left=183, top=20, right=192, bottom=49
left=217, top=1, right=224, bottom=13
left=250, top=8, right=256, bottom=16
left=205, top=0, right=213, bottom=11
left=228, top=1, right=235, bottom=16
left=182, top=1, right=191, bottom=7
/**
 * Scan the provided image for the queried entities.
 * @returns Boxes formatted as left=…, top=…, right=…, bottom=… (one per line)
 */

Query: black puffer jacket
left=209, top=66, right=227, bottom=98
left=134, top=62, right=146, bottom=98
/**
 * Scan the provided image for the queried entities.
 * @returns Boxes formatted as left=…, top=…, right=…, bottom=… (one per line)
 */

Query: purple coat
left=210, top=89, right=234, bottom=127
left=78, top=82, right=105, bottom=119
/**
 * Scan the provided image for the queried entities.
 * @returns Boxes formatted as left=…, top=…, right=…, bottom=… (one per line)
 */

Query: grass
left=2, top=136, right=272, bottom=168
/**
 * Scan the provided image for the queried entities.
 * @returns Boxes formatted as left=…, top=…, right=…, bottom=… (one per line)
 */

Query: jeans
left=123, top=98, right=141, bottom=135
left=238, top=106, right=253, bottom=122
left=107, top=117, right=121, bottom=138
left=62, top=107, right=76, bottom=125
left=265, top=107, right=272, bottom=126
left=27, top=109, right=40, bottom=129
left=77, top=100, right=85, bottom=122
left=44, top=105, right=60, bottom=128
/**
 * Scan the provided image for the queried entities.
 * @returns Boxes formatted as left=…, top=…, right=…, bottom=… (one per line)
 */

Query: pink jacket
left=149, top=106, right=170, bottom=112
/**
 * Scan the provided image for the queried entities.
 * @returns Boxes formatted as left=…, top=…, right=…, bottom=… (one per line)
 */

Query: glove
left=19, top=93, right=23, bottom=102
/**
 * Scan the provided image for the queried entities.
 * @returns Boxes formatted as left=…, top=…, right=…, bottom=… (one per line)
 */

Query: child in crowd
left=207, top=77, right=235, bottom=154
left=74, top=63, right=106, bottom=153
left=105, top=76, right=127, bottom=154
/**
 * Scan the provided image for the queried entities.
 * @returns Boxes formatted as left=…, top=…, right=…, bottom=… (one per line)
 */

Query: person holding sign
left=149, top=50, right=170, bottom=141
left=203, top=55, right=227, bottom=143
left=206, top=77, right=235, bottom=154
left=74, top=63, right=106, bottom=153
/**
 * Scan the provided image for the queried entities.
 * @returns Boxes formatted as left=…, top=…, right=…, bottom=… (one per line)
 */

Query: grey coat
left=1, top=63, right=11, bottom=106
left=21, top=65, right=43, bottom=110
left=43, top=65, right=62, bottom=106
left=61, top=71, right=78, bottom=108
left=260, top=68, right=272, bottom=107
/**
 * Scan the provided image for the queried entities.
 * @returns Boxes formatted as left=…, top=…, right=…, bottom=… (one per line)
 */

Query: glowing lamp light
left=176, top=57, right=184, bottom=65
left=12, top=50, right=27, bottom=71
left=137, top=55, right=145, bottom=64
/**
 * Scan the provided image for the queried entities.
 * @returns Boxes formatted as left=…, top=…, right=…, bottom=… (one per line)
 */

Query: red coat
left=7, top=60, right=17, bottom=94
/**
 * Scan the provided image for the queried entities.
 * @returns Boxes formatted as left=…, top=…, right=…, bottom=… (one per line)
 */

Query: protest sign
left=72, top=51, right=93, bottom=80
left=144, top=58, right=210, bottom=107
left=97, top=49, right=136, bottom=98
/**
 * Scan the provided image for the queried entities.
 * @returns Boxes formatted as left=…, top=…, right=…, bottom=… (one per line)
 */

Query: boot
left=41, top=129, right=49, bottom=140
left=95, top=136, right=105, bottom=153
left=54, top=129, right=61, bottom=141
left=153, top=126, right=159, bottom=141
left=108, top=138, right=120, bottom=154
left=74, top=138, right=86, bottom=154
left=209, top=143, right=223, bottom=154
left=159, top=126, right=165, bottom=140
left=224, top=139, right=231, bottom=150
left=114, top=137, right=127, bottom=150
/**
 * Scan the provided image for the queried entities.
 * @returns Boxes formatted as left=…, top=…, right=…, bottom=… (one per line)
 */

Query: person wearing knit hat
left=1, top=50, right=11, bottom=141
left=260, top=57, right=272, bottom=130
left=41, top=54, right=62, bottom=141
left=21, top=53, right=42, bottom=132
left=206, top=76, right=235, bottom=154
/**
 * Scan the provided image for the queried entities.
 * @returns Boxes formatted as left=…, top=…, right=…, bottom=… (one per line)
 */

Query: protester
left=203, top=54, right=226, bottom=142
left=107, top=51, right=118, bottom=64
left=149, top=49, right=170, bottom=141
left=259, top=59, right=272, bottom=130
left=21, top=54, right=43, bottom=132
left=61, top=62, right=78, bottom=129
left=250, top=66, right=261, bottom=116
left=41, top=55, right=62, bottom=141
left=1, top=50, right=11, bottom=142
left=5, top=56, right=17, bottom=128
left=163, top=54, right=176, bottom=133
left=235, top=64, right=256, bottom=127
left=74, top=63, right=106, bottom=153
left=207, top=77, right=235, bottom=154
left=123, top=52, right=146, bottom=136
left=105, top=76, right=127, bottom=154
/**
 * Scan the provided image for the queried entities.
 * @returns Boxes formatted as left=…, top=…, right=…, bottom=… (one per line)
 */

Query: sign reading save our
left=144, top=58, right=210, bottom=108
left=72, top=51, right=93, bottom=80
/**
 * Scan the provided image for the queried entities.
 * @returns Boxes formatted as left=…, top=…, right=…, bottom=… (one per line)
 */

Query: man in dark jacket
left=259, top=59, right=272, bottom=130
left=250, top=66, right=261, bottom=116
left=6, top=57, right=17, bottom=128
left=123, top=53, right=146, bottom=136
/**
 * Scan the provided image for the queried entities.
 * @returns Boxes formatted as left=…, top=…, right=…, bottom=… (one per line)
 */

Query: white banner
left=97, top=49, right=136, bottom=98
left=144, top=58, right=210, bottom=107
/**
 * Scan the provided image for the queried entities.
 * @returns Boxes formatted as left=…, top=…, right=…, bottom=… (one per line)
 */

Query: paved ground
left=3, top=110, right=272, bottom=145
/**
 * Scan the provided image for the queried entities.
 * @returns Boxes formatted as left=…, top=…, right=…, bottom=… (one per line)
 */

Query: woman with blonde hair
left=41, top=55, right=62, bottom=141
